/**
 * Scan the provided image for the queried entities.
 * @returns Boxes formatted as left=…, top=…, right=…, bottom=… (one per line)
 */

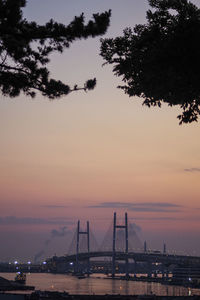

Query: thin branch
left=0, top=63, right=31, bottom=75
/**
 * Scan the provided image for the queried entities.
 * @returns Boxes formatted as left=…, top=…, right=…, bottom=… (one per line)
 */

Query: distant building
left=172, top=265, right=200, bottom=285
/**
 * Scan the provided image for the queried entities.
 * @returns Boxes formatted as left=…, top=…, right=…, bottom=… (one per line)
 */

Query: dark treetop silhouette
left=100, top=0, right=200, bottom=124
left=0, top=0, right=111, bottom=99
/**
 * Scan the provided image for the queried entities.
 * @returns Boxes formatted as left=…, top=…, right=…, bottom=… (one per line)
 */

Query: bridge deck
left=48, top=251, right=200, bottom=266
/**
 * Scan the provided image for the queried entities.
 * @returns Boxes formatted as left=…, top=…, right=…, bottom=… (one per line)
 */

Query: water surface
left=1, top=273, right=200, bottom=296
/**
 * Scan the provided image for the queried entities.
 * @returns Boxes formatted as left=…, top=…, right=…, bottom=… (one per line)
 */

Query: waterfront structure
left=46, top=213, right=200, bottom=284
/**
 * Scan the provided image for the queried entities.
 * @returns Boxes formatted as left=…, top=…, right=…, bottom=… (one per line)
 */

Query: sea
left=1, top=273, right=200, bottom=297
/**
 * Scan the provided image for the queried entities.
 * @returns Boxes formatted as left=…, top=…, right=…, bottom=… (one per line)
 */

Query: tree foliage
left=100, top=0, right=200, bottom=124
left=0, top=0, right=111, bottom=99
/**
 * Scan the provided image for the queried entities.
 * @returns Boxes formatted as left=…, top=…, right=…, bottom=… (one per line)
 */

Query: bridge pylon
left=144, top=240, right=147, bottom=253
left=163, top=242, right=166, bottom=254
left=112, top=212, right=129, bottom=278
left=76, top=220, right=90, bottom=275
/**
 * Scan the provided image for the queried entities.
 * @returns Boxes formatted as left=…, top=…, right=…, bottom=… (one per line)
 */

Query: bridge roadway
left=61, top=251, right=200, bottom=266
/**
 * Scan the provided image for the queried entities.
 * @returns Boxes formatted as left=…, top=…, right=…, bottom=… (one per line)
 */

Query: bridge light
left=70, top=262, right=73, bottom=265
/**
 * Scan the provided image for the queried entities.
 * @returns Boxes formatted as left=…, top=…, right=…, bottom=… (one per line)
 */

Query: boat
left=77, top=274, right=86, bottom=279
left=72, top=272, right=87, bottom=279
left=15, top=272, right=26, bottom=284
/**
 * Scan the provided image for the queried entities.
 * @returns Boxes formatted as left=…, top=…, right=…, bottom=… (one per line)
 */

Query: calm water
left=1, top=273, right=200, bottom=296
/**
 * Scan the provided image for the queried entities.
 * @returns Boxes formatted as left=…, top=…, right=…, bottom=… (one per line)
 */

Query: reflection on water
left=1, top=273, right=200, bottom=296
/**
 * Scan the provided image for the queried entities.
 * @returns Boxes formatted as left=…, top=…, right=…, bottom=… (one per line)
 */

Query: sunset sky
left=0, top=0, right=200, bottom=262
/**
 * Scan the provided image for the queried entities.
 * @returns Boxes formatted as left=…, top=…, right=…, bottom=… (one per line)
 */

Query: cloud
left=129, top=207, right=178, bottom=213
left=51, top=226, right=70, bottom=237
left=89, top=202, right=130, bottom=209
left=45, top=239, right=51, bottom=246
left=34, top=226, right=72, bottom=263
left=184, top=168, right=200, bottom=172
left=88, top=202, right=181, bottom=213
left=134, top=202, right=180, bottom=208
left=130, top=216, right=200, bottom=221
left=34, top=250, right=45, bottom=263
left=0, top=216, right=73, bottom=226
left=130, top=216, right=180, bottom=221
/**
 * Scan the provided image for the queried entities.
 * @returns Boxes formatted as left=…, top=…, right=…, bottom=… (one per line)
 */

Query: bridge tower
left=163, top=242, right=166, bottom=254
left=112, top=212, right=129, bottom=278
left=76, top=220, right=90, bottom=275
left=144, top=240, right=147, bottom=253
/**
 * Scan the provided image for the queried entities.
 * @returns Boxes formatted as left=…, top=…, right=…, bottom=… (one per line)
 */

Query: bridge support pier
left=166, top=269, right=169, bottom=279
left=161, top=264, right=169, bottom=280
left=112, top=212, right=129, bottom=278
left=147, top=262, right=152, bottom=278
left=134, top=260, right=137, bottom=278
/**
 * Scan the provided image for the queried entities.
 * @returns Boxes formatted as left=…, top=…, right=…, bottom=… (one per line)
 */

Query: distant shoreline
left=1, top=291, right=200, bottom=300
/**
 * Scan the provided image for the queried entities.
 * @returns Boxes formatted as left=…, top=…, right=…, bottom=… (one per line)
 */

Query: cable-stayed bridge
left=68, top=213, right=143, bottom=255
left=47, top=213, right=200, bottom=278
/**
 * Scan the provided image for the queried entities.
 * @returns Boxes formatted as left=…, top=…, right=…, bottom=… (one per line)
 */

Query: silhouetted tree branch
left=0, top=0, right=111, bottom=99
left=100, top=0, right=200, bottom=124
